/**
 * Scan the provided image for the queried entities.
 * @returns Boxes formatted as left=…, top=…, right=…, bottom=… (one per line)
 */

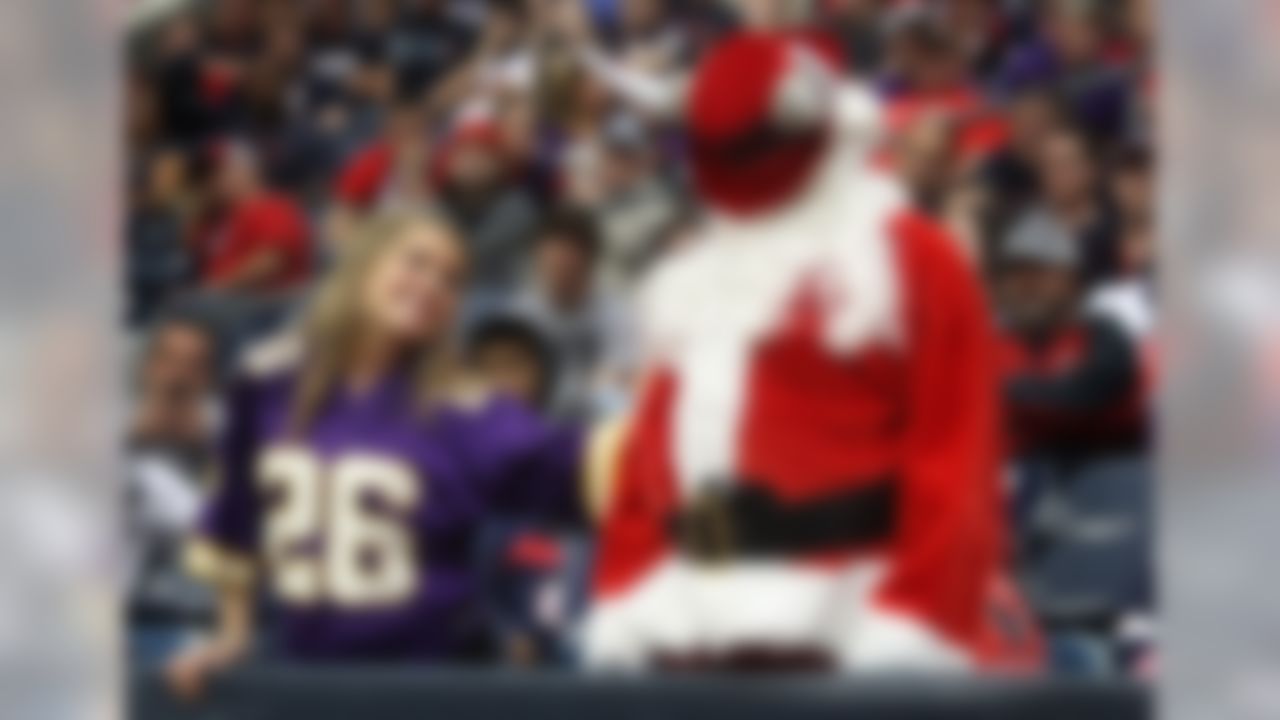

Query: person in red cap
left=583, top=32, right=1040, bottom=673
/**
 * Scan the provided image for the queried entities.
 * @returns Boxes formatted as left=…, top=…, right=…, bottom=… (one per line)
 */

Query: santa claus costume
left=583, top=33, right=1039, bottom=673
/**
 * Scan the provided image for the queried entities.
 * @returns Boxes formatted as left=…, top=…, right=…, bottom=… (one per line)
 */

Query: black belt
left=668, top=476, right=897, bottom=563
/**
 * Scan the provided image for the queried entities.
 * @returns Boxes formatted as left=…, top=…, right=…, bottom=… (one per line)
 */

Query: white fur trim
left=771, top=43, right=836, bottom=131
left=834, top=83, right=885, bottom=149
left=638, top=122, right=906, bottom=499
left=583, top=555, right=972, bottom=673
left=840, top=602, right=972, bottom=673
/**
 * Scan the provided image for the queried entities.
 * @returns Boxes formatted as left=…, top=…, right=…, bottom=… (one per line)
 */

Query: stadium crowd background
left=126, top=0, right=1155, bottom=678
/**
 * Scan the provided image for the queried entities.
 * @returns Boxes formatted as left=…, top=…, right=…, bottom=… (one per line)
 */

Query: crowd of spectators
left=126, top=0, right=1156, bottom=676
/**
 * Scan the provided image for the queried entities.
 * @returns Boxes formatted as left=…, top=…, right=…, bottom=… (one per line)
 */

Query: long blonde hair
left=289, top=211, right=465, bottom=434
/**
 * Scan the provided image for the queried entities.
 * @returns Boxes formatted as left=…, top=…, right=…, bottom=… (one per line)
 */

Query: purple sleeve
left=477, top=397, right=585, bottom=525
left=197, top=375, right=263, bottom=555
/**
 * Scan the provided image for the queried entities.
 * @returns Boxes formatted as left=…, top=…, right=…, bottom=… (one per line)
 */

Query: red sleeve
left=335, top=143, right=391, bottom=209
left=875, top=212, right=1006, bottom=647
left=591, top=369, right=679, bottom=598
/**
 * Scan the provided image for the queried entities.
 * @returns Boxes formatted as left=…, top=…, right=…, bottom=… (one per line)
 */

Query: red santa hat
left=686, top=32, right=843, bottom=216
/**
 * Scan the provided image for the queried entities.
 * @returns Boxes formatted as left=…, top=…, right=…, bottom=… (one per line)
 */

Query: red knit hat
left=687, top=32, right=841, bottom=216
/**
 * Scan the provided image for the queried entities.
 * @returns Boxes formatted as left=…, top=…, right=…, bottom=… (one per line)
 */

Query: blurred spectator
left=995, top=211, right=1146, bottom=462
left=543, top=58, right=616, bottom=197
left=882, top=7, right=973, bottom=100
left=996, top=0, right=1135, bottom=144
left=390, top=0, right=477, bottom=98
left=129, top=148, right=195, bottom=326
left=894, top=110, right=961, bottom=215
left=612, top=0, right=687, bottom=73
left=466, top=314, right=557, bottom=412
left=1087, top=144, right=1155, bottom=342
left=191, top=141, right=312, bottom=295
left=891, top=110, right=993, bottom=263
left=1108, top=142, right=1153, bottom=231
left=150, top=15, right=236, bottom=144
left=880, top=10, right=1009, bottom=191
left=127, top=66, right=164, bottom=154
left=980, top=87, right=1068, bottom=220
left=1022, top=126, right=1119, bottom=282
left=350, top=0, right=399, bottom=59
left=591, top=114, right=681, bottom=284
left=494, top=90, right=546, bottom=196
left=205, top=0, right=262, bottom=59
left=438, top=115, right=539, bottom=306
left=127, top=314, right=222, bottom=663
left=129, top=312, right=221, bottom=462
left=941, top=0, right=1014, bottom=79
left=330, top=96, right=433, bottom=242
left=427, top=0, right=536, bottom=120
left=820, top=0, right=885, bottom=72
left=512, top=208, right=635, bottom=420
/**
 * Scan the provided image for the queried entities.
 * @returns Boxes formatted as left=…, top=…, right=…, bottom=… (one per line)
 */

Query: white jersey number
left=258, top=447, right=421, bottom=608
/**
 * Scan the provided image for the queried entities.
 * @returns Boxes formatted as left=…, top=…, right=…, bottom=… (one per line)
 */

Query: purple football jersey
left=196, top=365, right=584, bottom=661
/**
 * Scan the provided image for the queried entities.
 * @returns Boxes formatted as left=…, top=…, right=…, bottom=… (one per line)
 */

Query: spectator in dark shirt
left=391, top=0, right=477, bottom=97
left=129, top=149, right=196, bottom=326
left=994, top=212, right=1145, bottom=461
left=152, top=15, right=239, bottom=144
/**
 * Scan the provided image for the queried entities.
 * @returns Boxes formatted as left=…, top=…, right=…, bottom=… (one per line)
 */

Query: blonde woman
left=167, top=213, right=585, bottom=697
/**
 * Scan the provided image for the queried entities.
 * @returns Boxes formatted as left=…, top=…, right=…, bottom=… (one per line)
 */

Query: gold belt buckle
left=688, top=484, right=735, bottom=565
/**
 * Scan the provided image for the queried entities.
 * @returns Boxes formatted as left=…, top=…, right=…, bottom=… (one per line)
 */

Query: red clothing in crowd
left=197, top=192, right=311, bottom=291
left=997, top=317, right=1148, bottom=457
left=885, top=87, right=1011, bottom=163
left=334, top=141, right=403, bottom=210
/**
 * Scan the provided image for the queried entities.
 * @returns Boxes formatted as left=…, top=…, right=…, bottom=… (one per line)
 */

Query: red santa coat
left=584, top=134, right=1012, bottom=671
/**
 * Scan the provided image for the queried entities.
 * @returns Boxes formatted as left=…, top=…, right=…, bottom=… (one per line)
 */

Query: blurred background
left=32, top=0, right=1280, bottom=712
left=121, top=0, right=1156, bottom=682
left=0, top=0, right=1277, bottom=716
